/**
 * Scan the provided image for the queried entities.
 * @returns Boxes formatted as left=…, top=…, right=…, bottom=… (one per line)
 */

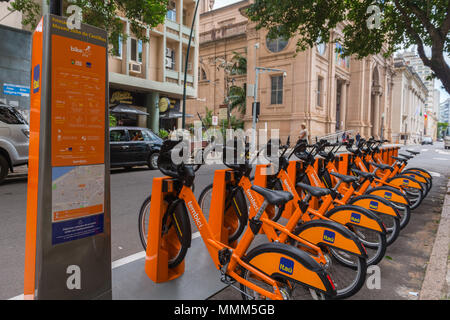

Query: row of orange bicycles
left=138, top=136, right=431, bottom=300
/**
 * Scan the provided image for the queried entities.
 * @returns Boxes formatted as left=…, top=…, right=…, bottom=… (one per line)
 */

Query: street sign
left=3, top=83, right=30, bottom=97
left=24, top=14, right=111, bottom=300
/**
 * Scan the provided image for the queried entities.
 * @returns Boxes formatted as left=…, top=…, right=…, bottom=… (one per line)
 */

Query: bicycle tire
left=138, top=195, right=191, bottom=268
left=198, top=183, right=247, bottom=243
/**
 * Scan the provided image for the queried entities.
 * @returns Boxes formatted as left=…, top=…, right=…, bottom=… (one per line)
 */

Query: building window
left=335, top=42, right=350, bottom=69
left=112, top=35, right=123, bottom=59
left=165, top=47, right=175, bottom=70
left=199, top=68, right=207, bottom=81
left=130, top=38, right=143, bottom=63
left=167, top=1, right=177, bottom=22
left=271, top=75, right=283, bottom=105
left=266, top=35, right=288, bottom=53
left=317, top=76, right=323, bottom=107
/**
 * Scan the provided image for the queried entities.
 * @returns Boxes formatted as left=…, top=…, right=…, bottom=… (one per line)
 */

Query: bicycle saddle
left=369, top=162, right=392, bottom=170
left=250, top=185, right=293, bottom=206
left=391, top=156, right=408, bottom=162
left=296, top=183, right=331, bottom=198
left=329, top=171, right=359, bottom=183
left=406, top=150, right=420, bottom=155
left=351, top=169, right=375, bottom=179
left=399, top=153, right=413, bottom=160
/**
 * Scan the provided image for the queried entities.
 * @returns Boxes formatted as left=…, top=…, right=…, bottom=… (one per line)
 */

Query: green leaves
left=8, top=0, right=168, bottom=54
left=246, top=0, right=450, bottom=93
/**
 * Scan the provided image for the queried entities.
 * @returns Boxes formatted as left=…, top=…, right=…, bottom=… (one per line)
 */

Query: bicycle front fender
left=294, top=220, right=367, bottom=258
left=244, top=243, right=336, bottom=297
left=387, top=175, right=422, bottom=190
left=401, top=171, right=428, bottom=185
left=364, top=186, right=409, bottom=206
left=324, top=205, right=386, bottom=234
left=349, top=195, right=400, bottom=219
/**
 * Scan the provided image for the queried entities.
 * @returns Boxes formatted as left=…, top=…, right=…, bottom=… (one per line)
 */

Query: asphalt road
left=0, top=142, right=449, bottom=300
left=0, top=161, right=226, bottom=300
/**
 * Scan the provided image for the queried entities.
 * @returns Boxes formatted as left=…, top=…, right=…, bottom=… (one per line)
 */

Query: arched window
left=266, top=35, right=288, bottom=53
left=198, top=67, right=207, bottom=81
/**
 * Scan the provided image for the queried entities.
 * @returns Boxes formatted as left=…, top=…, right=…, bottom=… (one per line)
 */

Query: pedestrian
left=299, top=123, right=309, bottom=143
left=356, top=132, right=361, bottom=145
left=342, top=132, right=347, bottom=143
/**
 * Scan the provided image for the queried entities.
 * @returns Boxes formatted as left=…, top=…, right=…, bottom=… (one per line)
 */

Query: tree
left=7, top=0, right=168, bottom=55
left=246, top=0, right=450, bottom=94
left=216, top=51, right=247, bottom=118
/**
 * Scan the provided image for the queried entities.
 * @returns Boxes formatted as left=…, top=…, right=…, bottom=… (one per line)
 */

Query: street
left=0, top=142, right=449, bottom=300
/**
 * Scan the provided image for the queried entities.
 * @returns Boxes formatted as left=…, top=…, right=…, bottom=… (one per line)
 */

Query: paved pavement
left=0, top=142, right=449, bottom=300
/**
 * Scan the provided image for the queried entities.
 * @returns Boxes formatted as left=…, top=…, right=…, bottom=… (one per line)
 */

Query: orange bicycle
left=198, top=139, right=383, bottom=299
left=139, top=138, right=336, bottom=300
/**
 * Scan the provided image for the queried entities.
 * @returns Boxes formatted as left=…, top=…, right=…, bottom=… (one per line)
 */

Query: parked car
left=444, top=127, right=450, bottom=149
left=0, top=103, right=29, bottom=184
left=109, top=126, right=163, bottom=169
left=421, top=136, right=433, bottom=145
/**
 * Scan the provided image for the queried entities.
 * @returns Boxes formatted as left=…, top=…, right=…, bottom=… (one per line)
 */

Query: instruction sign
left=24, top=14, right=111, bottom=300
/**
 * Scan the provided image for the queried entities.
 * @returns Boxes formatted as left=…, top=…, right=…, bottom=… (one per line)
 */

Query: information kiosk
left=24, top=14, right=111, bottom=299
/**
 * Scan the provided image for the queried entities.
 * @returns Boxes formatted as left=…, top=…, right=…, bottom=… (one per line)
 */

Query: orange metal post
left=208, top=169, right=235, bottom=246
left=145, top=177, right=185, bottom=283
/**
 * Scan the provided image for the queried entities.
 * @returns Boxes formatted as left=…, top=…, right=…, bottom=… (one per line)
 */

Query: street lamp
left=181, top=0, right=201, bottom=129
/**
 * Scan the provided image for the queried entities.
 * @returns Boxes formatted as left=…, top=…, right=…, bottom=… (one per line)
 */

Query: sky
left=212, top=1, right=449, bottom=103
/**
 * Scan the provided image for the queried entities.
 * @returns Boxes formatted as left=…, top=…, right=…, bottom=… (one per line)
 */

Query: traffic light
left=252, top=102, right=260, bottom=123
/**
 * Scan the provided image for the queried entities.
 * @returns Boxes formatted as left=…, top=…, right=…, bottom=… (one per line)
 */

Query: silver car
left=0, top=103, right=29, bottom=183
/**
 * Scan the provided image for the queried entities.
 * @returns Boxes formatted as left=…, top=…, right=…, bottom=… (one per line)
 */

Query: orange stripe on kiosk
left=24, top=15, right=111, bottom=299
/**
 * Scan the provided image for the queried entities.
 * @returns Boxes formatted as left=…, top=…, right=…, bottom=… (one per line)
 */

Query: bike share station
left=23, top=15, right=406, bottom=300
left=23, top=14, right=231, bottom=300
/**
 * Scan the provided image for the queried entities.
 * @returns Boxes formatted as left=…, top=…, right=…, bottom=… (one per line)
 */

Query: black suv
left=109, top=127, right=163, bottom=170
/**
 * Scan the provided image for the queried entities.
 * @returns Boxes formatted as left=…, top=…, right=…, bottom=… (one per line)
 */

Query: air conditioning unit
left=129, top=62, right=142, bottom=73
left=165, top=57, right=173, bottom=69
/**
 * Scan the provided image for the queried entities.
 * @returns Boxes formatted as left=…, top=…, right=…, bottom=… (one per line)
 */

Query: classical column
left=341, top=80, right=349, bottom=131
left=371, top=84, right=382, bottom=138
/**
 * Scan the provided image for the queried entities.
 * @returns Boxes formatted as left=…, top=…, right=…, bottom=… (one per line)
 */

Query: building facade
left=1, top=0, right=200, bottom=133
left=188, top=0, right=396, bottom=143
left=390, top=58, right=428, bottom=144
left=440, top=98, right=450, bottom=124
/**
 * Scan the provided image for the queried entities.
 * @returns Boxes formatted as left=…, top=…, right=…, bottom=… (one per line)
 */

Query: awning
left=110, top=103, right=149, bottom=115
left=160, top=110, right=193, bottom=119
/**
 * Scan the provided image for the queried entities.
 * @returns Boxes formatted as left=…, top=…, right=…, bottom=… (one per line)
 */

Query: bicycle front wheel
left=138, top=195, right=191, bottom=268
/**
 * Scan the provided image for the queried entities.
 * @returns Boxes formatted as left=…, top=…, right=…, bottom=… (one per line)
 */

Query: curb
left=419, top=179, right=450, bottom=300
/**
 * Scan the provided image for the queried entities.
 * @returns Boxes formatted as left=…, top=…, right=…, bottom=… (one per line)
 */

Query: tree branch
left=394, top=0, right=432, bottom=66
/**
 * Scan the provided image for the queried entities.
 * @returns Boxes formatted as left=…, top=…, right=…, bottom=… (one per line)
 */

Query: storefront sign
left=110, top=91, right=133, bottom=104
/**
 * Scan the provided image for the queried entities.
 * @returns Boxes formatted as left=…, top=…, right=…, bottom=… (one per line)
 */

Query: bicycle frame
left=177, top=184, right=331, bottom=299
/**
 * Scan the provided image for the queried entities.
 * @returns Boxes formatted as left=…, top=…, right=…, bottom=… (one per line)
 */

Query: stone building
left=390, top=58, right=428, bottom=144
left=188, top=0, right=396, bottom=143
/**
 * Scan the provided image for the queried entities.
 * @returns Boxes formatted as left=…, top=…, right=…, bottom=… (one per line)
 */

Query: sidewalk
left=420, top=178, right=450, bottom=300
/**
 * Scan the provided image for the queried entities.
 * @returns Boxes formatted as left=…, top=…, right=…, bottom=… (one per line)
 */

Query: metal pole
left=181, top=0, right=201, bottom=129
left=252, top=68, right=259, bottom=148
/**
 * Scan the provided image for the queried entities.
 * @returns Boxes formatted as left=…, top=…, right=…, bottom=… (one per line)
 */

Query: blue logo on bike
left=384, top=192, right=392, bottom=200
left=279, top=257, right=294, bottom=275
left=403, top=179, right=409, bottom=185
left=350, top=213, right=361, bottom=223
left=323, top=230, right=335, bottom=244
left=369, top=201, right=378, bottom=210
